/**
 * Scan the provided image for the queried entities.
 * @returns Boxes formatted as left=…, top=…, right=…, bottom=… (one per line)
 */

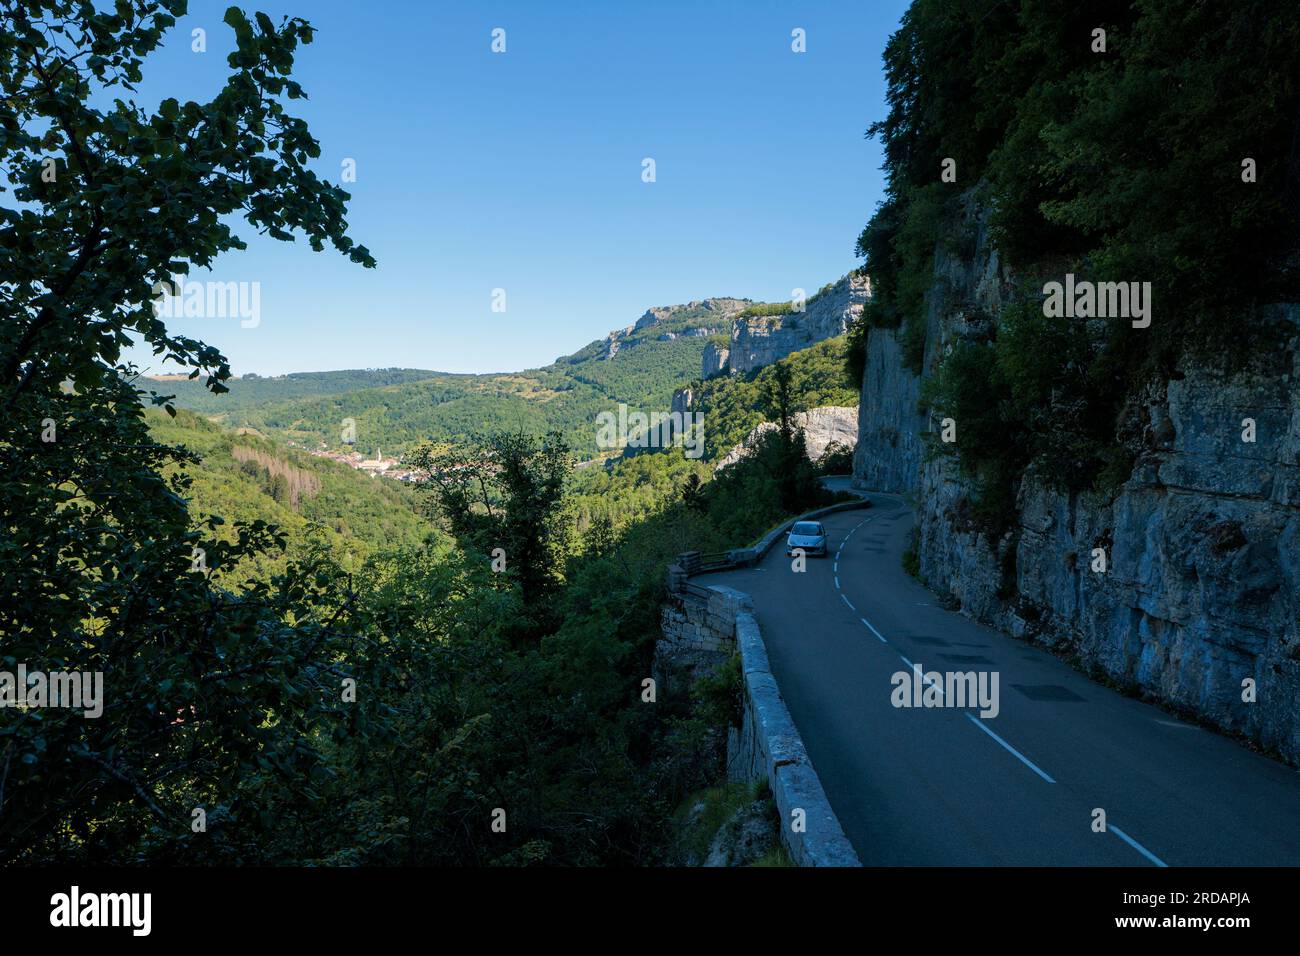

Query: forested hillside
left=689, top=336, right=858, bottom=461
left=3, top=0, right=852, bottom=869
left=153, top=299, right=758, bottom=459
left=568, top=334, right=859, bottom=546
left=151, top=331, right=860, bottom=587
left=145, top=408, right=434, bottom=584
left=150, top=367, right=443, bottom=414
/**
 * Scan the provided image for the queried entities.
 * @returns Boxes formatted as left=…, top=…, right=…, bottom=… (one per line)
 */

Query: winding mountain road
left=708, top=490, right=1300, bottom=866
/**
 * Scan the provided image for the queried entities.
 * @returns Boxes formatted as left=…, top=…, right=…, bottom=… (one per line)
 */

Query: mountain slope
left=686, top=336, right=859, bottom=461
left=146, top=407, right=436, bottom=584
left=149, top=368, right=447, bottom=415
left=153, top=298, right=755, bottom=459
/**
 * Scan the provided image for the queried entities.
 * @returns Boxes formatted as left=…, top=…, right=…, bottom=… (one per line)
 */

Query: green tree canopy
left=0, top=0, right=375, bottom=861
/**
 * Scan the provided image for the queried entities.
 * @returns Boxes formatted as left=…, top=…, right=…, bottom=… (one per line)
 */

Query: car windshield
left=791, top=522, right=822, bottom=536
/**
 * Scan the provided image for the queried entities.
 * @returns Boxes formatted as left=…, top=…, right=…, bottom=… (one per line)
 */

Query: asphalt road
left=708, top=491, right=1300, bottom=866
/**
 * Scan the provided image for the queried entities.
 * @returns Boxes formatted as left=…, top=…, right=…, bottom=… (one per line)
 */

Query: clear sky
left=125, top=0, right=909, bottom=377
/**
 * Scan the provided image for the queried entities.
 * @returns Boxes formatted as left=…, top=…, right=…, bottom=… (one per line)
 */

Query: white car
left=786, top=520, right=828, bottom=557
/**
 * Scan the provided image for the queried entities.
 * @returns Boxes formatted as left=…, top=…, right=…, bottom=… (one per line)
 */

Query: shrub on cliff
left=853, top=0, right=1300, bottom=509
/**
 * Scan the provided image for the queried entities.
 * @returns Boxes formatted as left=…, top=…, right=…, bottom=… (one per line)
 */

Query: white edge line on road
left=965, top=713, right=1057, bottom=784
left=1109, top=825, right=1169, bottom=868
left=841, top=594, right=856, bottom=612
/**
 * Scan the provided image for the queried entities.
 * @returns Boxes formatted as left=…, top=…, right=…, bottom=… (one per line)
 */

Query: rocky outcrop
left=590, top=299, right=754, bottom=366
left=591, top=298, right=748, bottom=365
left=852, top=325, right=925, bottom=492
left=635, top=306, right=676, bottom=330
left=692, top=276, right=870, bottom=380
left=655, top=327, right=713, bottom=343
left=702, top=800, right=778, bottom=867
left=636, top=297, right=751, bottom=332
left=717, top=406, right=859, bottom=470
left=702, top=341, right=730, bottom=378
left=852, top=195, right=1300, bottom=763
left=671, top=386, right=694, bottom=415
left=727, top=274, right=869, bottom=376
left=603, top=326, right=633, bottom=360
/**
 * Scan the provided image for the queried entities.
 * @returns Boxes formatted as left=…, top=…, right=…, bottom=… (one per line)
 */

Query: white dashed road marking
left=964, top=714, right=1056, bottom=784
left=862, top=618, right=887, bottom=643
left=823, top=497, right=1167, bottom=864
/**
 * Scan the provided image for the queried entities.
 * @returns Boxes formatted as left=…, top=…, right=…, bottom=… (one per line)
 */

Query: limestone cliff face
left=600, top=297, right=747, bottom=362
left=852, top=326, right=925, bottom=492
left=701, top=341, right=730, bottom=379
left=716, top=406, right=859, bottom=471
left=715, top=274, right=869, bottom=378
left=604, top=327, right=633, bottom=360
left=853, top=200, right=1300, bottom=762
left=671, top=385, right=694, bottom=415
left=636, top=297, right=749, bottom=332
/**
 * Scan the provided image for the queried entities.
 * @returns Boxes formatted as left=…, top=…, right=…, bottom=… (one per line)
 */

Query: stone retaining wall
left=657, top=586, right=745, bottom=675
left=718, top=586, right=861, bottom=867
left=657, top=577, right=861, bottom=866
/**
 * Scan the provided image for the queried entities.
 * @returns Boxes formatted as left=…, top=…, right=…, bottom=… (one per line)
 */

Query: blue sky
left=126, top=0, right=908, bottom=376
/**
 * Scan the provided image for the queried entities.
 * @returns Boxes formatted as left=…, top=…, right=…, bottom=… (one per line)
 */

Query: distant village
left=291, top=441, right=422, bottom=483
